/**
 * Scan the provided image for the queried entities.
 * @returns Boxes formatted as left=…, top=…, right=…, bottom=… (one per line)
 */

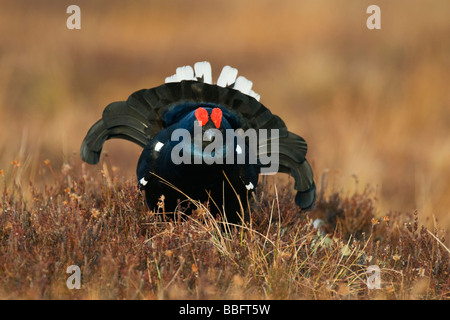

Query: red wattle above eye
left=211, top=108, right=222, bottom=129
left=195, top=107, right=209, bottom=126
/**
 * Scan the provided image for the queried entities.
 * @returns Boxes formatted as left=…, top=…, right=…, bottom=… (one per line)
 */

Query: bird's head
left=165, top=104, right=240, bottom=165
left=194, top=106, right=224, bottom=144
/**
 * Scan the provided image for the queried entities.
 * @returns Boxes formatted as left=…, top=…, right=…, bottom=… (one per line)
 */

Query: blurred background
left=1, top=0, right=449, bottom=230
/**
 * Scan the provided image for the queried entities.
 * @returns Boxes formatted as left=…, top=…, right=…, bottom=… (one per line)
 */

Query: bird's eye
left=195, top=107, right=209, bottom=126
left=211, top=108, right=222, bottom=129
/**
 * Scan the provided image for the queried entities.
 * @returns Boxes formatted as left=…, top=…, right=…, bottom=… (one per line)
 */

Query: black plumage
left=80, top=64, right=315, bottom=223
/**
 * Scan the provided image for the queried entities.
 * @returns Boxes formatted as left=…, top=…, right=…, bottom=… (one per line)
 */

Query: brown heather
left=0, top=160, right=448, bottom=299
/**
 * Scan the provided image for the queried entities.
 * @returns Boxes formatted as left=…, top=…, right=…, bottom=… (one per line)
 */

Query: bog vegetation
left=0, top=159, right=448, bottom=299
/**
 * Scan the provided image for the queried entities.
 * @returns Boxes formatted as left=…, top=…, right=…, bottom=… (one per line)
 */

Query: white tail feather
left=165, top=62, right=260, bottom=101
left=165, top=74, right=179, bottom=83
left=176, top=66, right=195, bottom=81
left=233, top=76, right=253, bottom=95
left=249, top=90, right=261, bottom=101
left=194, top=61, right=212, bottom=84
left=217, top=66, right=238, bottom=88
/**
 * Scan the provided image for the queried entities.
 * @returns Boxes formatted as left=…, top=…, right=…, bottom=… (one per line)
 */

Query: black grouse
left=80, top=62, right=315, bottom=223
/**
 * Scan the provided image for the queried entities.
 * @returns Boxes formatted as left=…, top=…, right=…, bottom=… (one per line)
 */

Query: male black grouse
left=80, top=62, right=315, bottom=223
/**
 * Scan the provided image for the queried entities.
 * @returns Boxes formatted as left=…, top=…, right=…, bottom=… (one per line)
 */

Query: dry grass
left=0, top=0, right=449, bottom=299
left=0, top=160, right=448, bottom=299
